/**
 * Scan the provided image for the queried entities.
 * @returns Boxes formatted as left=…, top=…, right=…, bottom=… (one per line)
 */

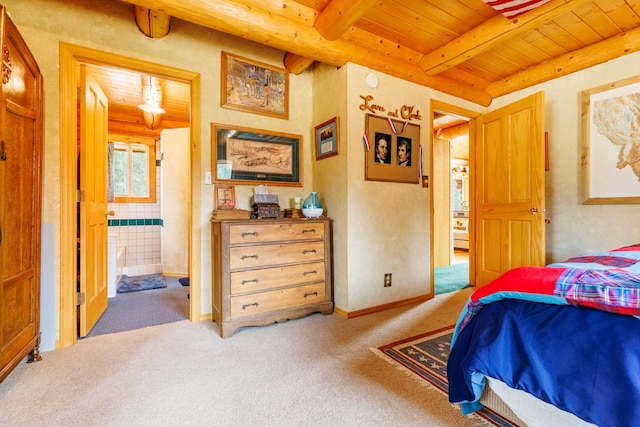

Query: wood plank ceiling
left=122, top=0, right=640, bottom=105
left=96, top=0, right=640, bottom=135
left=82, top=64, right=190, bottom=138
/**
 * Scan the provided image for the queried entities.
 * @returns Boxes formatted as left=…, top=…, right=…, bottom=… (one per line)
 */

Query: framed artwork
left=221, top=51, right=289, bottom=119
left=582, top=76, right=640, bottom=204
left=212, top=123, right=302, bottom=187
left=364, top=114, right=420, bottom=184
left=214, top=185, right=236, bottom=210
left=314, top=117, right=339, bottom=160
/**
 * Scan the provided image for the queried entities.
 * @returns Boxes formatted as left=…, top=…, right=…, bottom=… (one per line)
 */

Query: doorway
left=82, top=65, right=191, bottom=337
left=59, top=43, right=202, bottom=348
left=430, top=101, right=479, bottom=294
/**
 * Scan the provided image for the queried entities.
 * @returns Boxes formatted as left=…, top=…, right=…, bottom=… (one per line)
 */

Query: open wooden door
left=475, top=92, right=545, bottom=286
left=78, top=65, right=109, bottom=337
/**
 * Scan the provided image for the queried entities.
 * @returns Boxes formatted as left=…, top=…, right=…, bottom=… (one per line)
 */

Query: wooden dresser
left=211, top=217, right=333, bottom=338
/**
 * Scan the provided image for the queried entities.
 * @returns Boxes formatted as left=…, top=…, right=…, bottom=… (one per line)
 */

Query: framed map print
left=582, top=76, right=640, bottom=204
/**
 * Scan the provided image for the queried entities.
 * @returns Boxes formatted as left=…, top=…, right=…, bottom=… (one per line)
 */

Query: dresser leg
left=27, top=336, right=43, bottom=363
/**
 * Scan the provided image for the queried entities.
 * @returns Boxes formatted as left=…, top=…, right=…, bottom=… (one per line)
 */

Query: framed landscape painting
left=221, top=51, right=289, bottom=119
left=212, top=123, right=302, bottom=187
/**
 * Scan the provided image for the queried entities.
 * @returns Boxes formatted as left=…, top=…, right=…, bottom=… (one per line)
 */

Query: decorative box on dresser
left=211, top=217, right=333, bottom=338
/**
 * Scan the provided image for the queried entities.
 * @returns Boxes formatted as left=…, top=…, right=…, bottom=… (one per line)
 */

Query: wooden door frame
left=429, top=100, right=479, bottom=292
left=59, top=43, right=201, bottom=348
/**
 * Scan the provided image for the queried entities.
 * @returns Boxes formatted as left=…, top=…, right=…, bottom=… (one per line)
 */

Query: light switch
left=204, top=171, right=212, bottom=185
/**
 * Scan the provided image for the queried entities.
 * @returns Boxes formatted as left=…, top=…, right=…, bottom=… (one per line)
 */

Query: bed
left=447, top=243, right=640, bottom=427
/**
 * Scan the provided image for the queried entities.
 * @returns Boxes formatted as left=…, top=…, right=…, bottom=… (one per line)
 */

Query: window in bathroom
left=110, top=134, right=156, bottom=203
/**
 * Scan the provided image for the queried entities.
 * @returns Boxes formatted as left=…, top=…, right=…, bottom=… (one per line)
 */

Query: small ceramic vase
left=302, top=192, right=323, bottom=218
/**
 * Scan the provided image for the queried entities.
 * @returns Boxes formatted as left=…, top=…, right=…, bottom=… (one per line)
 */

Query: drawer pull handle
left=242, top=302, right=260, bottom=310
left=302, top=249, right=317, bottom=255
left=241, top=279, right=259, bottom=285
left=301, top=228, right=316, bottom=234
left=241, top=232, right=259, bottom=238
left=303, top=270, right=317, bottom=276
left=304, top=291, right=319, bottom=298
left=241, top=254, right=259, bottom=260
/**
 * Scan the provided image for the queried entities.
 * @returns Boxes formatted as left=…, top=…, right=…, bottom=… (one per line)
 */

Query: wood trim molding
left=58, top=42, right=201, bottom=347
left=334, top=295, right=432, bottom=319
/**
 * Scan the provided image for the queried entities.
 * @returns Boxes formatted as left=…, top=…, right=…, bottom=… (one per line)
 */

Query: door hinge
left=76, top=292, right=86, bottom=306
left=77, top=189, right=85, bottom=202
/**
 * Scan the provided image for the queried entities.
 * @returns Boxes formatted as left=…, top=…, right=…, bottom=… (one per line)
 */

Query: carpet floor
left=86, top=275, right=189, bottom=338
left=1, top=287, right=499, bottom=426
left=374, top=325, right=521, bottom=427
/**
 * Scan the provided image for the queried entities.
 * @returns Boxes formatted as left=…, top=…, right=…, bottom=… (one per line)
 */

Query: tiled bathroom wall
left=107, top=141, right=162, bottom=277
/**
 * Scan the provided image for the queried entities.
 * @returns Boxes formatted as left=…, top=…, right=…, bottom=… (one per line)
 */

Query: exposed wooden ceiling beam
left=418, top=0, right=593, bottom=76
left=283, top=52, right=316, bottom=75
left=283, top=0, right=377, bottom=75
left=134, top=6, right=171, bottom=38
left=314, top=0, right=377, bottom=41
left=121, top=0, right=492, bottom=106
left=487, top=26, right=640, bottom=98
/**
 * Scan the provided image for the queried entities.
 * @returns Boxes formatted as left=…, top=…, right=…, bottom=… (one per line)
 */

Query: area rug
left=435, top=262, right=471, bottom=295
left=373, top=325, right=520, bottom=427
left=117, top=273, right=167, bottom=294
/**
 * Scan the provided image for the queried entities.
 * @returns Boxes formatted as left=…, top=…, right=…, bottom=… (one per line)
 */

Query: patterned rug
left=374, top=325, right=520, bottom=427
left=117, top=273, right=167, bottom=293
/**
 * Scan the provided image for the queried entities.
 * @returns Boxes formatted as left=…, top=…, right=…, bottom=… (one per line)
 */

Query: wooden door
left=0, top=9, right=43, bottom=381
left=475, top=92, right=545, bottom=286
left=432, top=135, right=451, bottom=268
left=78, top=65, right=109, bottom=337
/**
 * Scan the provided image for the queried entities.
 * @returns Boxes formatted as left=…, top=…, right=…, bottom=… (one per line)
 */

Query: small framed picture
left=314, top=117, right=339, bottom=160
left=215, top=185, right=236, bottom=210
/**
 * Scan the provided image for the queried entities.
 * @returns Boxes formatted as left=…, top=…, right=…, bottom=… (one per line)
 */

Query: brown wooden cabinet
left=0, top=7, right=43, bottom=382
left=211, top=218, right=333, bottom=338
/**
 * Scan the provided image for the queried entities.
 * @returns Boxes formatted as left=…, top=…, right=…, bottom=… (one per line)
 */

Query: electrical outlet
left=384, top=273, right=392, bottom=287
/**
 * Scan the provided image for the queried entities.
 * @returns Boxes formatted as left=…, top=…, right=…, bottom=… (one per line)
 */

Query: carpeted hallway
left=86, top=275, right=190, bottom=338
left=0, top=288, right=491, bottom=426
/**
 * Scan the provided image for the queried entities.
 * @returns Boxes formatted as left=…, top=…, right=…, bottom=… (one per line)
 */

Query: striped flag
left=363, top=133, right=370, bottom=151
left=483, top=0, right=551, bottom=19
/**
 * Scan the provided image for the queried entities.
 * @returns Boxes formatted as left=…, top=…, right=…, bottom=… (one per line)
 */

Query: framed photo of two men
left=365, top=113, right=420, bottom=183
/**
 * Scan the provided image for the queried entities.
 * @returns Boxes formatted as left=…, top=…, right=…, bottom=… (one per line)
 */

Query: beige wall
left=312, top=62, right=482, bottom=313
left=6, top=0, right=314, bottom=339
left=8, top=0, right=640, bottom=342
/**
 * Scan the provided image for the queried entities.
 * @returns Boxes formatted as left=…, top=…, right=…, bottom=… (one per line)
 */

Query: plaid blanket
left=454, top=245, right=640, bottom=341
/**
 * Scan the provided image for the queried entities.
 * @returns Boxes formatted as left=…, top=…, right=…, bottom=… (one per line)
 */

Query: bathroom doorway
left=59, top=43, right=201, bottom=347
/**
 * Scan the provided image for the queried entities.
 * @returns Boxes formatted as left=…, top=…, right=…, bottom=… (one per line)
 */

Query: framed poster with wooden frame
left=214, top=185, right=236, bottom=210
left=212, top=123, right=302, bottom=187
left=314, top=116, right=339, bottom=160
left=365, top=114, right=420, bottom=184
left=221, top=51, right=289, bottom=119
left=582, top=76, right=640, bottom=204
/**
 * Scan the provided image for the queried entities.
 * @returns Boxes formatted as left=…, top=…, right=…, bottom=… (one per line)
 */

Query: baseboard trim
left=334, top=294, right=431, bottom=319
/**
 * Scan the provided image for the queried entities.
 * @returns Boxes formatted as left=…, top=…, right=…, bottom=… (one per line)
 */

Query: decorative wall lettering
left=359, top=95, right=422, bottom=121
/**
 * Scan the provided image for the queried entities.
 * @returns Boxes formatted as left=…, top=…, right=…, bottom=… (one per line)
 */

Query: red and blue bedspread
left=447, top=244, right=640, bottom=427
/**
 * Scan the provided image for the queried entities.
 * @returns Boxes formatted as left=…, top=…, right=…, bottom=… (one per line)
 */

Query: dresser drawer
left=229, top=222, right=325, bottom=244
left=230, top=283, right=326, bottom=319
left=230, top=261, right=326, bottom=294
left=229, top=241, right=325, bottom=269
